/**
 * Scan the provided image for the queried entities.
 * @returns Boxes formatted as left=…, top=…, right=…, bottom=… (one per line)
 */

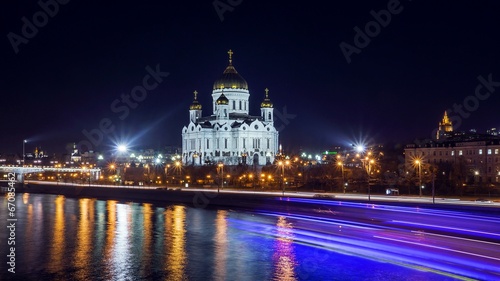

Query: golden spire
left=228, top=49, right=233, bottom=64
left=442, top=111, right=450, bottom=124
left=265, top=88, right=269, bottom=98
left=193, top=90, right=198, bottom=100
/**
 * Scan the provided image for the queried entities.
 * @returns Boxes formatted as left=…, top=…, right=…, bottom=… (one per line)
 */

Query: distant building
left=405, top=112, right=500, bottom=184
left=487, top=128, right=498, bottom=136
left=181, top=50, right=279, bottom=166
left=436, top=111, right=453, bottom=140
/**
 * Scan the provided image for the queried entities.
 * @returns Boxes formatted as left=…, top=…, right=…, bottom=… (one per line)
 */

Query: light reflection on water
left=49, top=195, right=65, bottom=275
left=74, top=198, right=94, bottom=281
left=214, top=210, right=228, bottom=280
left=164, top=205, right=187, bottom=280
left=0, top=193, right=461, bottom=281
left=273, top=216, right=297, bottom=281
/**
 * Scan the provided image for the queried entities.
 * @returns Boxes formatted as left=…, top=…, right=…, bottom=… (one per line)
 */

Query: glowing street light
left=337, top=161, right=345, bottom=193
left=415, top=159, right=422, bottom=197
left=218, top=163, right=224, bottom=193
left=355, top=145, right=365, bottom=153
left=22, top=139, right=27, bottom=167
left=278, top=160, right=289, bottom=196
left=117, top=144, right=127, bottom=153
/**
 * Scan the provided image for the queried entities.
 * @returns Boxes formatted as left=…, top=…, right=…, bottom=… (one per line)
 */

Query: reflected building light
left=75, top=198, right=94, bottom=281
left=142, top=203, right=153, bottom=275
left=49, top=195, right=66, bottom=274
left=215, top=210, right=228, bottom=280
left=165, top=205, right=187, bottom=280
left=22, top=193, right=29, bottom=204
left=112, top=203, right=132, bottom=280
left=104, top=200, right=117, bottom=279
left=24, top=203, right=35, bottom=267
left=273, top=216, right=297, bottom=281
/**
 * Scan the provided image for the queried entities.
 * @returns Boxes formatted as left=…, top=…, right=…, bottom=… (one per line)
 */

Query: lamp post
left=22, top=139, right=27, bottom=185
left=175, top=161, right=181, bottom=185
left=337, top=161, right=345, bottom=193
left=218, top=163, right=224, bottom=193
left=23, top=139, right=27, bottom=167
left=278, top=161, right=284, bottom=195
left=415, top=160, right=422, bottom=197
left=249, top=174, right=254, bottom=190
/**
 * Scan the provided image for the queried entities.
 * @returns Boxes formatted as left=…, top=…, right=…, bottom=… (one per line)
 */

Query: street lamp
left=249, top=174, right=254, bottom=190
left=23, top=139, right=27, bottom=167
left=22, top=139, right=27, bottom=185
left=218, top=163, right=224, bottom=193
left=337, top=161, right=345, bottom=193
left=415, top=159, right=422, bottom=197
left=278, top=160, right=289, bottom=196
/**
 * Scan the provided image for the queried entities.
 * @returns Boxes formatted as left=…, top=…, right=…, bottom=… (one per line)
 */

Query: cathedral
left=181, top=50, right=279, bottom=166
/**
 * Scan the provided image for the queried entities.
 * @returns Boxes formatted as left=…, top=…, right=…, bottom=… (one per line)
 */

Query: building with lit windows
left=181, top=50, right=279, bottom=166
left=405, top=112, right=500, bottom=184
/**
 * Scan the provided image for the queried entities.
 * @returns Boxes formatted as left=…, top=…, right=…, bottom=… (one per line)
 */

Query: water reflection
left=24, top=199, right=34, bottom=269
left=164, top=205, right=187, bottom=280
left=0, top=194, right=459, bottom=281
left=273, top=216, right=297, bottom=281
left=114, top=203, right=132, bottom=280
left=214, top=210, right=228, bottom=280
left=103, top=200, right=117, bottom=279
left=74, top=198, right=95, bottom=281
left=22, top=192, right=29, bottom=204
left=48, top=195, right=65, bottom=274
left=142, top=203, right=153, bottom=276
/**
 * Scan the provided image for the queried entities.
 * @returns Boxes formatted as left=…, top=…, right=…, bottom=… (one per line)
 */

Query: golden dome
left=213, top=50, right=248, bottom=90
left=189, top=90, right=202, bottom=110
left=216, top=93, right=229, bottom=105
left=260, top=88, right=273, bottom=108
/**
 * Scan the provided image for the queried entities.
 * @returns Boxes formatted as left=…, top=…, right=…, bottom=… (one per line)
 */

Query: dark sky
left=2, top=0, right=500, bottom=155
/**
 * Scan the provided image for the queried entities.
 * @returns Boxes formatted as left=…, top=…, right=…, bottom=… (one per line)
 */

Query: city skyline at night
left=2, top=1, right=500, bottom=155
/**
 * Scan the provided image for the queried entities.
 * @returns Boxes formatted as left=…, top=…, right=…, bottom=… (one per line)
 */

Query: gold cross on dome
left=228, top=49, right=233, bottom=64
left=193, top=90, right=198, bottom=99
left=265, top=88, right=269, bottom=98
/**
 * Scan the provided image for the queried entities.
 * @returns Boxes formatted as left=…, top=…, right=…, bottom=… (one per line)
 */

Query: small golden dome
left=189, top=90, right=202, bottom=110
left=216, top=93, right=229, bottom=105
left=260, top=88, right=273, bottom=108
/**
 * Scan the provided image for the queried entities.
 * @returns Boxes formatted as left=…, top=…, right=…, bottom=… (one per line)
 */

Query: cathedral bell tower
left=189, top=90, right=202, bottom=123
left=260, top=88, right=273, bottom=123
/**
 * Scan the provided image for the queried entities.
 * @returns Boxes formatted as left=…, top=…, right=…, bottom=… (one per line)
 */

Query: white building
left=181, top=50, right=279, bottom=166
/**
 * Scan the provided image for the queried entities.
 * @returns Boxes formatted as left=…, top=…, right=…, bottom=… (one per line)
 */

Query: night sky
left=2, top=1, right=500, bottom=155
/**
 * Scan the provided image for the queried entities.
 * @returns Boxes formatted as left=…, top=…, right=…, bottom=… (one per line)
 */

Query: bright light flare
left=355, top=145, right=365, bottom=153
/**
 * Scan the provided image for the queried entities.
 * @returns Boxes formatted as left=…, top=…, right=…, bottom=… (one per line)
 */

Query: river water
left=1, top=193, right=460, bottom=280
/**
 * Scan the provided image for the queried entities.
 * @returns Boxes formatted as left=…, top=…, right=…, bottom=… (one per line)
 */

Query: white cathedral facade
left=181, top=50, right=279, bottom=166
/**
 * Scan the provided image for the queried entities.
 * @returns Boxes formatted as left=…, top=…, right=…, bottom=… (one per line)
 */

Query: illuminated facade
left=181, top=50, right=279, bottom=166
left=406, top=113, right=500, bottom=184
